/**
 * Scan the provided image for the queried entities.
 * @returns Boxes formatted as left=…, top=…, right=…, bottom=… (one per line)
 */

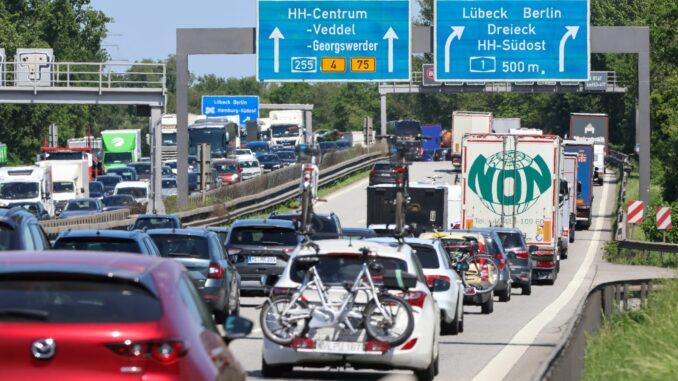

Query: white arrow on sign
left=269, top=27, right=284, bottom=73
left=559, top=26, right=579, bottom=73
left=383, top=27, right=398, bottom=73
left=444, top=26, right=465, bottom=73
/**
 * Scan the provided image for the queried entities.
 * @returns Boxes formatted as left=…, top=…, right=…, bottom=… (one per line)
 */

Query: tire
left=363, top=295, right=414, bottom=347
left=414, top=355, right=436, bottom=381
left=521, top=282, right=532, bottom=296
left=561, top=248, right=568, bottom=260
left=497, top=285, right=511, bottom=302
left=458, top=303, right=464, bottom=332
left=214, top=306, right=229, bottom=325
left=569, top=228, right=575, bottom=243
left=260, top=296, right=309, bottom=345
left=481, top=295, right=494, bottom=314
left=261, top=358, right=292, bottom=378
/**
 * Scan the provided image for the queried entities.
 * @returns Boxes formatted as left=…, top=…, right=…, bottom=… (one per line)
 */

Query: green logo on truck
left=468, top=150, right=552, bottom=215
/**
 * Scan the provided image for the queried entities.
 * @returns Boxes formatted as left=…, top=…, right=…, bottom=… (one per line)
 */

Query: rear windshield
left=133, top=218, right=177, bottom=230
left=0, top=279, right=161, bottom=323
left=97, top=176, right=121, bottom=186
left=497, top=232, right=525, bottom=250
left=0, top=224, right=16, bottom=251
left=116, top=187, right=147, bottom=199
left=373, top=163, right=392, bottom=171
left=229, top=227, right=298, bottom=246
left=439, top=238, right=470, bottom=256
left=149, top=235, right=209, bottom=259
left=54, top=237, right=141, bottom=254
left=290, top=256, right=408, bottom=284
left=277, top=151, right=295, bottom=159
left=411, top=244, right=439, bottom=269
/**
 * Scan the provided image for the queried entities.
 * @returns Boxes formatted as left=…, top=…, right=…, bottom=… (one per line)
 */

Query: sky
left=91, top=0, right=422, bottom=79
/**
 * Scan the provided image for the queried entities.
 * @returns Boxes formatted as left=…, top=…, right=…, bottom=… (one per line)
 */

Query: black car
left=369, top=160, right=407, bottom=186
left=147, top=228, right=241, bottom=320
left=0, top=208, right=51, bottom=251
left=131, top=214, right=182, bottom=230
left=275, top=150, right=297, bottom=166
left=58, top=198, right=103, bottom=219
left=7, top=201, right=50, bottom=220
left=53, top=230, right=161, bottom=256
left=225, top=219, right=301, bottom=295
left=89, top=181, right=105, bottom=198
left=102, top=194, right=138, bottom=212
left=107, top=167, right=138, bottom=181
left=268, top=212, right=342, bottom=240
left=258, top=154, right=283, bottom=172
left=207, top=226, right=230, bottom=246
left=96, top=175, right=123, bottom=195
left=128, top=162, right=152, bottom=181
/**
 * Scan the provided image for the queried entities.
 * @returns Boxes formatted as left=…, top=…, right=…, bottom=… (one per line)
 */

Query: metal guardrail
left=0, top=61, right=166, bottom=93
left=536, top=278, right=658, bottom=381
left=40, top=209, right=133, bottom=237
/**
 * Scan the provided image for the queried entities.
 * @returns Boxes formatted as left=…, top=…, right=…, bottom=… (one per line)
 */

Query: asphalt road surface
left=229, top=161, right=648, bottom=380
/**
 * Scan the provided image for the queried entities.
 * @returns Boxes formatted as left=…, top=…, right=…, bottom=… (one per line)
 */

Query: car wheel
left=261, top=358, right=292, bottom=378
left=481, top=295, right=494, bottom=314
left=521, top=282, right=532, bottom=296
left=497, top=286, right=511, bottom=302
left=543, top=269, right=557, bottom=285
left=229, top=290, right=240, bottom=316
left=459, top=304, right=465, bottom=332
left=569, top=228, right=575, bottom=243
left=414, top=355, right=436, bottom=381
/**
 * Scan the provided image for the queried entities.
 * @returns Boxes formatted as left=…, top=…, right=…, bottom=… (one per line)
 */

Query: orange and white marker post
left=656, top=207, right=672, bottom=242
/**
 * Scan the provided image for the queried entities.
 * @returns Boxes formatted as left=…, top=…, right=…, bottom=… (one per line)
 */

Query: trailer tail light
left=515, top=250, right=529, bottom=259
left=208, top=262, right=223, bottom=279
left=576, top=199, right=585, bottom=206
left=402, top=291, right=427, bottom=308
left=365, top=341, right=389, bottom=353
left=292, top=338, right=315, bottom=350
left=106, top=339, right=185, bottom=364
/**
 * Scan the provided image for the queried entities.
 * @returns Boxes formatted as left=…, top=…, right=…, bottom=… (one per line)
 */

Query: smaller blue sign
left=201, top=96, right=260, bottom=124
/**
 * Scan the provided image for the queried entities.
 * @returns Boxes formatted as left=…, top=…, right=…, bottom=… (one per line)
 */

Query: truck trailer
left=101, top=129, right=142, bottom=171
left=563, top=141, right=594, bottom=229
left=451, top=111, right=493, bottom=170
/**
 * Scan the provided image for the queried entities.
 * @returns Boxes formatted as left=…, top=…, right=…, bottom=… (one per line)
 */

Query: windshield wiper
left=0, top=308, right=49, bottom=321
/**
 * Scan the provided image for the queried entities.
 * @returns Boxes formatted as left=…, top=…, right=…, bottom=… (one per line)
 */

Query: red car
left=0, top=251, right=252, bottom=381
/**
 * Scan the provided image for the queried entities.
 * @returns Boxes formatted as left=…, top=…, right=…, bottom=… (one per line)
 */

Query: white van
left=114, top=181, right=150, bottom=204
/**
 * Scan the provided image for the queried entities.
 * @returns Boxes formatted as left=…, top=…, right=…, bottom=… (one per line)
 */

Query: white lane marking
left=471, top=179, right=610, bottom=381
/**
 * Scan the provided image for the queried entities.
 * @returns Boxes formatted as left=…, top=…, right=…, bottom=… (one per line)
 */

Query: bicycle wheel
left=462, top=255, right=500, bottom=294
left=363, top=295, right=414, bottom=347
left=260, top=295, right=309, bottom=345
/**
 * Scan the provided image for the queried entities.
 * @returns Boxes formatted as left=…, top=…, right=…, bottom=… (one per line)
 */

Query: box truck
left=269, top=110, right=305, bottom=147
left=563, top=141, right=594, bottom=229
left=37, top=159, right=89, bottom=214
left=461, top=133, right=562, bottom=283
left=451, top=111, right=492, bottom=170
left=101, top=129, right=142, bottom=171
left=562, top=152, right=578, bottom=244
left=0, top=166, right=54, bottom=217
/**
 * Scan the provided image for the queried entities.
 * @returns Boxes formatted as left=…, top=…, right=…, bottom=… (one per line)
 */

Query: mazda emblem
left=31, top=338, right=56, bottom=360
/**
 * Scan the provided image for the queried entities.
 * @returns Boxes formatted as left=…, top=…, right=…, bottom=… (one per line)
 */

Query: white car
left=237, top=157, right=262, bottom=180
left=369, top=238, right=465, bottom=335
left=261, top=239, right=440, bottom=380
left=232, top=148, right=255, bottom=160
left=113, top=181, right=150, bottom=204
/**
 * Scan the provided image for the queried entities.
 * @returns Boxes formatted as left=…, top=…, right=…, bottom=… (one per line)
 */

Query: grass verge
left=583, top=279, right=678, bottom=381
left=604, top=241, right=678, bottom=268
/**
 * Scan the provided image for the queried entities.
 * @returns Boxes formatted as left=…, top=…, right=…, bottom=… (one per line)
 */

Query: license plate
left=380, top=173, right=390, bottom=177
left=315, top=340, right=363, bottom=354
left=247, top=256, right=277, bottom=265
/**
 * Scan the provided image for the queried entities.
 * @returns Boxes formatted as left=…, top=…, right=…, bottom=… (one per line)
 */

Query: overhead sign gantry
left=256, top=0, right=411, bottom=81
left=434, top=0, right=590, bottom=81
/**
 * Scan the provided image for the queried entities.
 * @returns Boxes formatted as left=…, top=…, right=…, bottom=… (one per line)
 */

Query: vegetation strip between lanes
left=471, top=175, right=611, bottom=381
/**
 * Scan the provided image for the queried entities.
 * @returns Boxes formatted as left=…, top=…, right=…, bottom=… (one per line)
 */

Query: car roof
left=213, top=158, right=238, bottom=164
left=145, top=228, right=212, bottom=237
left=115, top=181, right=148, bottom=188
left=68, top=197, right=99, bottom=203
left=97, top=174, right=122, bottom=179
left=231, top=218, right=296, bottom=229
left=295, top=239, right=413, bottom=259
left=481, top=227, right=523, bottom=234
left=136, top=214, right=177, bottom=219
left=0, top=209, right=36, bottom=226
left=419, top=231, right=484, bottom=240
left=368, top=237, right=436, bottom=246
left=56, top=229, right=147, bottom=240
left=374, top=160, right=391, bottom=165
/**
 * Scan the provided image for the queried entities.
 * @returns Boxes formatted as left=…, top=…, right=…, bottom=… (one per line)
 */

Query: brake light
left=536, top=261, right=556, bottom=268
left=425, top=275, right=450, bottom=287
left=452, top=223, right=461, bottom=229
left=495, top=252, right=506, bottom=271
left=395, top=166, right=407, bottom=173
left=208, top=262, right=223, bottom=279
left=227, top=248, right=241, bottom=255
left=464, top=287, right=477, bottom=295
left=106, top=339, right=185, bottom=364
left=515, top=250, right=529, bottom=259
left=576, top=199, right=585, bottom=206
left=282, top=248, right=294, bottom=256
left=292, top=338, right=315, bottom=350
left=402, top=291, right=427, bottom=308
left=365, top=341, right=389, bottom=352
left=400, top=338, right=418, bottom=351
left=478, top=241, right=485, bottom=253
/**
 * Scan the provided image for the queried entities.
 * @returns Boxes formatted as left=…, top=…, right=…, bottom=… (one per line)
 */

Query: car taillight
left=365, top=341, right=389, bottom=353
left=495, top=252, right=506, bottom=271
left=478, top=241, right=485, bottom=253
left=516, top=250, right=529, bottom=259
left=536, top=261, right=556, bottom=268
left=464, top=287, right=477, bottom=295
left=402, top=291, right=427, bottom=308
left=106, top=339, right=185, bottom=364
left=227, top=248, right=241, bottom=255
left=292, top=338, right=315, bottom=350
left=452, top=223, right=461, bottom=229
left=208, top=262, right=223, bottom=279
left=400, top=338, right=418, bottom=351
left=425, top=275, right=450, bottom=287
left=282, top=248, right=294, bottom=256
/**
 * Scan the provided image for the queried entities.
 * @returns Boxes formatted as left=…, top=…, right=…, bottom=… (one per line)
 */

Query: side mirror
left=222, top=315, right=253, bottom=344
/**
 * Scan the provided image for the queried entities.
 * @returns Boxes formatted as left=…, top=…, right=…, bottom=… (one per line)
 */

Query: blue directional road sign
left=201, top=96, right=260, bottom=124
left=434, top=0, right=589, bottom=81
left=257, top=0, right=411, bottom=81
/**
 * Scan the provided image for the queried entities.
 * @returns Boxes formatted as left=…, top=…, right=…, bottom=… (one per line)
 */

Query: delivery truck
left=421, top=124, right=443, bottom=159
left=562, top=152, right=578, bottom=243
left=451, top=111, right=492, bottom=170
left=0, top=166, right=54, bottom=217
left=461, top=133, right=562, bottom=283
left=563, top=141, right=594, bottom=229
left=101, top=129, right=142, bottom=171
left=37, top=159, right=89, bottom=214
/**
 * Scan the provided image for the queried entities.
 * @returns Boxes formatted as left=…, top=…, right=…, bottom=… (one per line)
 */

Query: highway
left=230, top=161, right=639, bottom=380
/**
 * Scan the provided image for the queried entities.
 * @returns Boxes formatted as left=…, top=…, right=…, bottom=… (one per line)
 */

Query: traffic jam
left=0, top=110, right=608, bottom=380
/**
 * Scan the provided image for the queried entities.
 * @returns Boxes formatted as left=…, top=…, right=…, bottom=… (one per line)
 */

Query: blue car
left=246, top=141, right=272, bottom=158
left=53, top=230, right=162, bottom=256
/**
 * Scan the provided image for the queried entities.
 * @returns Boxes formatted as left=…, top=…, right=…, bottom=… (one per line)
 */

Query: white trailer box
left=451, top=111, right=492, bottom=170
left=461, top=133, right=562, bottom=282
left=492, top=118, right=520, bottom=134
left=37, top=159, right=89, bottom=213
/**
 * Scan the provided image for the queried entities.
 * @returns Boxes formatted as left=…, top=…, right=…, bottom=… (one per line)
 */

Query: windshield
left=162, top=132, right=177, bottom=146
left=229, top=227, right=298, bottom=246
left=134, top=218, right=177, bottom=230
left=214, top=163, right=238, bottom=173
left=102, top=196, right=134, bottom=207
left=53, top=182, right=74, bottom=193
left=116, top=187, right=147, bottom=199
left=97, top=176, right=121, bottom=187
left=239, top=160, right=259, bottom=168
left=44, top=151, right=85, bottom=160
left=259, top=155, right=278, bottom=162
left=54, top=237, right=140, bottom=253
left=236, top=149, right=252, bottom=155
left=247, top=144, right=269, bottom=153
left=65, top=200, right=99, bottom=211
left=497, top=232, right=526, bottom=250
left=129, top=164, right=151, bottom=175
left=109, top=169, right=136, bottom=181
left=290, top=256, right=408, bottom=284
left=165, top=161, right=177, bottom=169
left=277, top=151, right=295, bottom=159
left=393, top=121, right=422, bottom=137
left=162, top=179, right=177, bottom=189
left=373, top=163, right=392, bottom=171
left=271, top=125, right=300, bottom=138
left=150, top=235, right=209, bottom=259
left=0, top=279, right=161, bottom=323
left=0, top=182, right=39, bottom=200
left=410, top=244, right=439, bottom=269
left=189, top=128, right=226, bottom=153
left=104, top=152, right=132, bottom=164
left=9, top=203, right=38, bottom=214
